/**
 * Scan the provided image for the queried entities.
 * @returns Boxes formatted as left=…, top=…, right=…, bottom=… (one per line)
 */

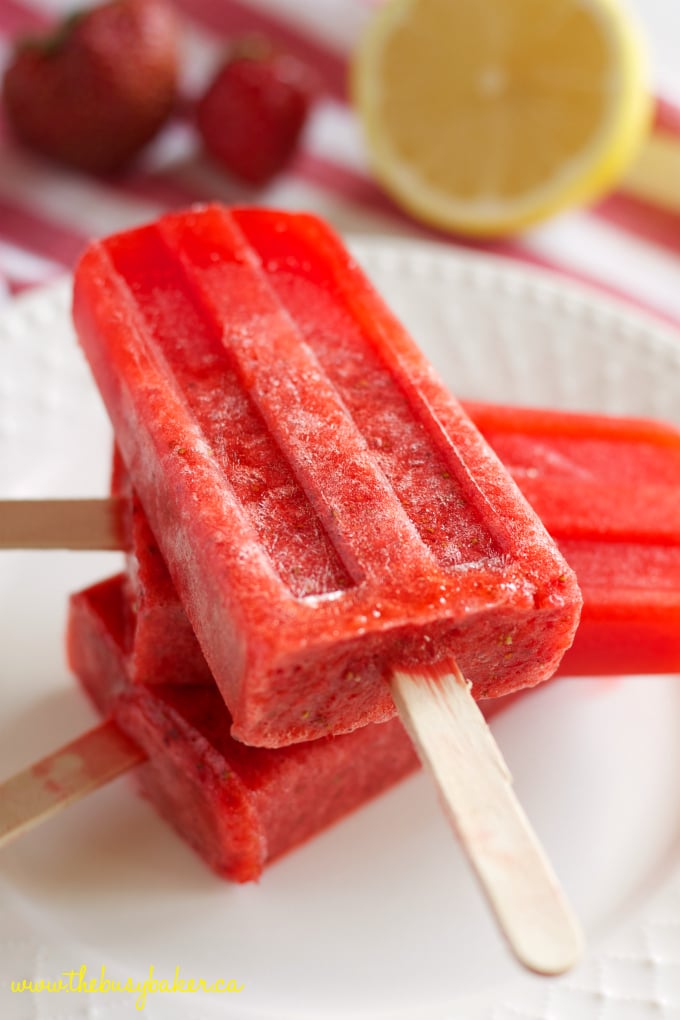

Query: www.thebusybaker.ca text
left=11, top=963, right=244, bottom=1011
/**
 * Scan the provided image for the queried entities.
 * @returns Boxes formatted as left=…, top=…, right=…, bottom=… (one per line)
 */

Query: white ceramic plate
left=2, top=240, right=680, bottom=1020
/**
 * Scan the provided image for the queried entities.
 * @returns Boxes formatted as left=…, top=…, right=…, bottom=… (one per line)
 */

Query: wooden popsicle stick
left=390, top=661, right=583, bottom=976
left=0, top=719, right=144, bottom=848
left=0, top=498, right=124, bottom=550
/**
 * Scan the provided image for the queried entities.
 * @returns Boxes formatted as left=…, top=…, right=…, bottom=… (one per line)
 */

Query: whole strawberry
left=196, top=39, right=317, bottom=186
left=2, top=0, right=180, bottom=174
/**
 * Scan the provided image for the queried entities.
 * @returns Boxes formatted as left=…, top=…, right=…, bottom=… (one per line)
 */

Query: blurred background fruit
left=2, top=0, right=180, bottom=175
left=351, top=0, right=651, bottom=236
left=196, top=38, right=318, bottom=186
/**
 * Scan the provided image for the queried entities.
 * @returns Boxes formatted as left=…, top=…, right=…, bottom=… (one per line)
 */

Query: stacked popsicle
left=68, top=572, right=420, bottom=884
left=7, top=202, right=680, bottom=968
left=68, top=204, right=584, bottom=971
left=4, top=203, right=680, bottom=975
left=69, top=378, right=680, bottom=884
left=15, top=201, right=680, bottom=979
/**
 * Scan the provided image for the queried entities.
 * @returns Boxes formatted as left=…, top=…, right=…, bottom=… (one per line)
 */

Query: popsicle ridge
left=103, top=221, right=352, bottom=601
left=232, top=214, right=500, bottom=571
left=155, top=207, right=443, bottom=589
left=233, top=208, right=573, bottom=583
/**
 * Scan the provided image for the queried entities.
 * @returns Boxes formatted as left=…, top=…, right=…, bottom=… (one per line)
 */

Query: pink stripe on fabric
left=2, top=268, right=59, bottom=294
left=0, top=0, right=50, bottom=35
left=653, top=97, right=680, bottom=139
left=8, top=279, right=33, bottom=295
left=0, top=196, right=88, bottom=268
left=172, top=0, right=348, bottom=100
left=595, top=192, right=680, bottom=255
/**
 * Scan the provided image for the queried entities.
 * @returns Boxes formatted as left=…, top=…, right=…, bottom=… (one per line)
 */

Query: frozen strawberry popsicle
left=467, top=402, right=680, bottom=676
left=74, top=205, right=581, bottom=748
left=68, top=573, right=419, bottom=882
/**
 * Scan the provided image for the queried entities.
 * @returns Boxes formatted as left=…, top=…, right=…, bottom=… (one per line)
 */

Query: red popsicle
left=67, top=573, right=419, bottom=881
left=467, top=401, right=680, bottom=676
left=73, top=205, right=580, bottom=747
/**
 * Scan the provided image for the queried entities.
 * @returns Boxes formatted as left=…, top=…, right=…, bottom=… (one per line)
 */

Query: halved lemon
left=351, top=0, right=651, bottom=236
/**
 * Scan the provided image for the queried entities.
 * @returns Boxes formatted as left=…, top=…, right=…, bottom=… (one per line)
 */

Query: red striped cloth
left=0, top=0, right=679, bottom=328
